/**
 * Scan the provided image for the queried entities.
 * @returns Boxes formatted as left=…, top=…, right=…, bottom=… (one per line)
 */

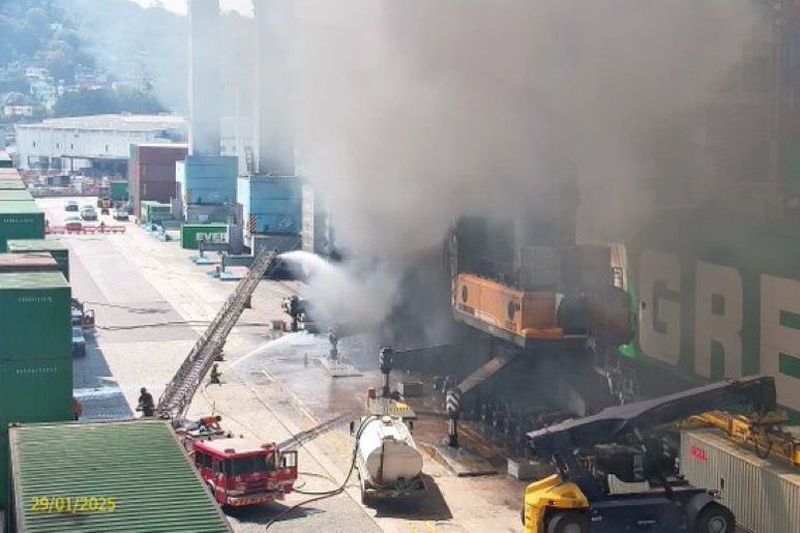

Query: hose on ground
left=264, top=416, right=377, bottom=530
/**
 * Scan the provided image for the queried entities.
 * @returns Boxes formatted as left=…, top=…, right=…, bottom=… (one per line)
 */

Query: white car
left=80, top=205, right=98, bottom=221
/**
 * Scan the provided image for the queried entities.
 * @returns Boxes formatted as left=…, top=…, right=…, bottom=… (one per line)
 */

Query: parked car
left=80, top=205, right=98, bottom=221
left=71, top=327, right=86, bottom=358
left=112, top=207, right=129, bottom=221
left=65, top=216, right=83, bottom=232
left=64, top=200, right=79, bottom=212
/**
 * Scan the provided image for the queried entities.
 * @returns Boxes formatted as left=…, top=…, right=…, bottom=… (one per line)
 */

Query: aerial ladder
left=157, top=247, right=280, bottom=423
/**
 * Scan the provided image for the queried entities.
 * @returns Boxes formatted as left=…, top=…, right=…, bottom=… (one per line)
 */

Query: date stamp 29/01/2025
left=29, top=496, right=116, bottom=514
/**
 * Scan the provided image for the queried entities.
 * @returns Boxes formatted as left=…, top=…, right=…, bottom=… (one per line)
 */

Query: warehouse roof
left=9, top=420, right=232, bottom=533
left=15, top=114, right=186, bottom=132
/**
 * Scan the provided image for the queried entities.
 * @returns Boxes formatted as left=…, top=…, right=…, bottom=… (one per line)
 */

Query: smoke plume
left=295, top=0, right=759, bottom=253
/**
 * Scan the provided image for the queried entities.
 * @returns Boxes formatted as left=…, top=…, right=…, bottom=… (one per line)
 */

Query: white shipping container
left=680, top=429, right=800, bottom=533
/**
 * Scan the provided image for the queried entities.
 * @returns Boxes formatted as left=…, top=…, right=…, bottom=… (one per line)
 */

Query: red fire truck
left=191, top=437, right=298, bottom=507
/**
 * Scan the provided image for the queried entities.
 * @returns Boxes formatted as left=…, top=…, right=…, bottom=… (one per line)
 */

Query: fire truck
left=190, top=437, right=298, bottom=507
left=153, top=248, right=299, bottom=509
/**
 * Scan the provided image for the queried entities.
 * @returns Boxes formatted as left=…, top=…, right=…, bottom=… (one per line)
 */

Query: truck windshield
left=227, top=454, right=275, bottom=476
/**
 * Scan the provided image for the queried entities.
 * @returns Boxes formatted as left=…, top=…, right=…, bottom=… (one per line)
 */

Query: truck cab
left=192, top=438, right=298, bottom=507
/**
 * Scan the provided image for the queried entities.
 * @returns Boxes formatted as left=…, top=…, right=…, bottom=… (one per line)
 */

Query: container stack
left=0, top=271, right=73, bottom=507
left=181, top=223, right=229, bottom=250
left=0, top=166, right=72, bottom=510
left=6, top=239, right=70, bottom=281
left=175, top=155, right=238, bottom=223
left=128, top=144, right=188, bottom=219
left=238, top=175, right=301, bottom=252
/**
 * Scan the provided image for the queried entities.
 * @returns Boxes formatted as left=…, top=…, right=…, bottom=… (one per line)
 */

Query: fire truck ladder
left=157, top=247, right=280, bottom=423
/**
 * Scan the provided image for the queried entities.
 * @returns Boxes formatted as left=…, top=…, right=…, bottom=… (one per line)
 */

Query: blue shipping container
left=181, top=156, right=237, bottom=205
left=238, top=176, right=301, bottom=235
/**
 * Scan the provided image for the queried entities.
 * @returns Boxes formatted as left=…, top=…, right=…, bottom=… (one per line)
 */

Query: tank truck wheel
left=546, top=512, right=590, bottom=533
left=694, top=503, right=735, bottom=533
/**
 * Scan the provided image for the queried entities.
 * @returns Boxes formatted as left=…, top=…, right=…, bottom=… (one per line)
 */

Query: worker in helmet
left=137, top=387, right=155, bottom=417
left=210, top=363, right=222, bottom=385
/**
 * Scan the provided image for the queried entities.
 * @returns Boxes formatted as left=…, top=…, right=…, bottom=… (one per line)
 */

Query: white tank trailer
left=355, top=416, right=426, bottom=504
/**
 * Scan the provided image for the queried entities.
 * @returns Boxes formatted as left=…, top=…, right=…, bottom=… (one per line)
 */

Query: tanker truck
left=354, top=414, right=427, bottom=505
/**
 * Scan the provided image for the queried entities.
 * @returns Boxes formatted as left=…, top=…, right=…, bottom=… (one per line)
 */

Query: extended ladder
left=157, top=247, right=280, bottom=422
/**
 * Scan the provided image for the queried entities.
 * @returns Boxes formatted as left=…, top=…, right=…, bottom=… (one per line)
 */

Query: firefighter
left=210, top=363, right=222, bottom=385
left=72, top=397, right=83, bottom=421
left=138, top=387, right=155, bottom=417
left=199, top=415, right=222, bottom=433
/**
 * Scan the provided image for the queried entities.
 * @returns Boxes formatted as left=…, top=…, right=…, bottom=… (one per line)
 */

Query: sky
left=130, top=0, right=253, bottom=16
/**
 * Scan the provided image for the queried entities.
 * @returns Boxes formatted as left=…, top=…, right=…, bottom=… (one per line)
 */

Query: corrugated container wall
left=177, top=155, right=238, bottom=206
left=680, top=429, right=800, bottom=533
left=129, top=144, right=187, bottom=218
left=6, top=239, right=69, bottom=281
left=0, top=272, right=71, bottom=361
left=0, top=358, right=72, bottom=427
left=0, top=190, right=32, bottom=202
left=238, top=176, right=301, bottom=235
left=0, top=203, right=44, bottom=252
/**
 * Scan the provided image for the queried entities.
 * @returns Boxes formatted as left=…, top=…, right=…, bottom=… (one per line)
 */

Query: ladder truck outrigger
left=154, top=247, right=299, bottom=508
left=523, top=375, right=778, bottom=533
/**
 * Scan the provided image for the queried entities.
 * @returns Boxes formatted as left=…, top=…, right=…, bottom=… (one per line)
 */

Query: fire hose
left=264, top=415, right=378, bottom=530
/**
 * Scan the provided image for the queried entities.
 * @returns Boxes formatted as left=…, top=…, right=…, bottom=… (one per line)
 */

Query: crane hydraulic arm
left=157, top=247, right=280, bottom=422
left=529, top=375, right=776, bottom=457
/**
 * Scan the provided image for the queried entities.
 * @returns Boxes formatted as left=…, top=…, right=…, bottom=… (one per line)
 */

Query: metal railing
left=157, top=246, right=280, bottom=422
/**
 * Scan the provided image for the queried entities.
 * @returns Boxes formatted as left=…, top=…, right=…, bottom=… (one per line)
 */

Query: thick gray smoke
left=295, top=0, right=759, bottom=254
left=290, top=1, right=760, bottom=342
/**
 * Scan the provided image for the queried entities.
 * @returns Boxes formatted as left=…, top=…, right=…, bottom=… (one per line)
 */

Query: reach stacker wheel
left=694, top=503, right=735, bottom=533
left=546, top=511, right=590, bottom=533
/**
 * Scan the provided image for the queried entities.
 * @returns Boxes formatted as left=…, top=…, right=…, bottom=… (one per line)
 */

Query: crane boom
left=529, top=375, right=777, bottom=456
left=157, top=247, right=280, bottom=422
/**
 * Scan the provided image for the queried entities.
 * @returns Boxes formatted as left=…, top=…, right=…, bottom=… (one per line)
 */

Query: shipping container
left=0, top=190, right=33, bottom=202
left=140, top=201, right=172, bottom=224
left=109, top=180, right=128, bottom=201
left=0, top=253, right=59, bottom=274
left=177, top=156, right=238, bottom=206
left=6, top=239, right=69, bottom=281
left=680, top=429, right=800, bottom=533
left=0, top=180, right=24, bottom=191
left=129, top=144, right=187, bottom=218
left=9, top=420, right=232, bottom=532
left=238, top=176, right=301, bottom=235
left=180, top=223, right=229, bottom=249
left=0, top=357, right=72, bottom=428
left=0, top=203, right=44, bottom=252
left=0, top=272, right=70, bottom=361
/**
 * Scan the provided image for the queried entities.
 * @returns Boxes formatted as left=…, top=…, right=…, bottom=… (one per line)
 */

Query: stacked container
left=178, top=155, right=238, bottom=206
left=181, top=223, right=229, bottom=249
left=0, top=190, right=33, bottom=202
left=0, top=202, right=45, bottom=252
left=140, top=201, right=172, bottom=224
left=238, top=175, right=301, bottom=237
left=6, top=239, right=70, bottom=281
left=0, top=271, right=72, bottom=507
left=128, top=144, right=188, bottom=218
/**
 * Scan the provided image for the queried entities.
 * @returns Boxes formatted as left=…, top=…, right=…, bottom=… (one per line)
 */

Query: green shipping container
left=0, top=358, right=72, bottom=508
left=181, top=224, right=229, bottom=249
left=9, top=420, right=232, bottom=532
left=6, top=239, right=70, bottom=281
left=0, top=180, right=24, bottom=190
left=109, top=180, right=128, bottom=201
left=0, top=272, right=71, bottom=361
left=0, top=358, right=72, bottom=427
left=0, top=203, right=44, bottom=253
left=140, top=201, right=171, bottom=224
left=0, top=190, right=32, bottom=202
